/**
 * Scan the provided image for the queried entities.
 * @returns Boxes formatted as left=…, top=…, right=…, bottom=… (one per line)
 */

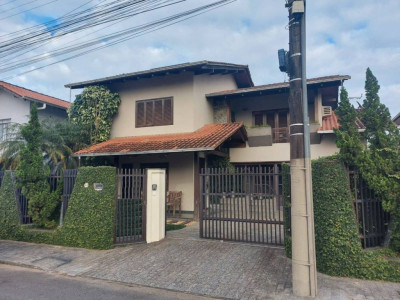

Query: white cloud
left=0, top=0, right=399, bottom=116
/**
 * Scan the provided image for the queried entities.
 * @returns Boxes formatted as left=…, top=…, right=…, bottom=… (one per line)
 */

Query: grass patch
left=166, top=224, right=185, bottom=231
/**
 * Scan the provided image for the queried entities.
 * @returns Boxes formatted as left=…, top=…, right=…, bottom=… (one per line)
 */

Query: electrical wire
left=1, top=0, right=236, bottom=80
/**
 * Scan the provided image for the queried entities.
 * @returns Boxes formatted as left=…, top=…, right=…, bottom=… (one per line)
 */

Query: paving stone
left=0, top=223, right=400, bottom=299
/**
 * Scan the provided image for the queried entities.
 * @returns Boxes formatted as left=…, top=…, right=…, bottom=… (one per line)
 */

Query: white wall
left=0, top=89, right=30, bottom=124
left=230, top=133, right=338, bottom=163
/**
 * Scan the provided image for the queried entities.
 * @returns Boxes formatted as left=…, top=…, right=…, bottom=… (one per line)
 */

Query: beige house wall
left=193, top=74, right=237, bottom=127
left=118, top=152, right=195, bottom=214
left=109, top=73, right=238, bottom=138
left=230, top=134, right=338, bottom=163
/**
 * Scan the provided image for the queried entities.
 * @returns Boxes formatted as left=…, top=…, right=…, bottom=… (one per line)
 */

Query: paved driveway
left=0, top=223, right=399, bottom=299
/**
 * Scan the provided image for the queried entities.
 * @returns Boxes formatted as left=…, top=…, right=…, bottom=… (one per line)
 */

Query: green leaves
left=15, top=104, right=61, bottom=228
left=283, top=158, right=400, bottom=282
left=69, top=85, right=121, bottom=145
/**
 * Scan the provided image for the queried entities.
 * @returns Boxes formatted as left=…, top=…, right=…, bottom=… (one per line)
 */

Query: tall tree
left=359, top=68, right=400, bottom=250
left=69, top=85, right=120, bottom=145
left=334, top=87, right=363, bottom=167
left=15, top=104, right=60, bottom=228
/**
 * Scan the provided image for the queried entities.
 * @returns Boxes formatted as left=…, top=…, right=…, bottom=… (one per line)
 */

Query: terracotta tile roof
left=206, top=75, right=351, bottom=98
left=75, top=122, right=246, bottom=156
left=318, top=111, right=365, bottom=133
left=0, top=81, right=70, bottom=109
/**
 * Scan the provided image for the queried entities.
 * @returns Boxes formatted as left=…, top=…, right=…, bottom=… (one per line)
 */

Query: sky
left=0, top=0, right=399, bottom=117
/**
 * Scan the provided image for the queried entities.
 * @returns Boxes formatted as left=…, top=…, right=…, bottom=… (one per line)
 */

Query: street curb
left=0, top=260, right=230, bottom=300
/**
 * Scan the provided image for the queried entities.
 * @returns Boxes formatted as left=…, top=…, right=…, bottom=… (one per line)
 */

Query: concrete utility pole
left=286, top=0, right=317, bottom=297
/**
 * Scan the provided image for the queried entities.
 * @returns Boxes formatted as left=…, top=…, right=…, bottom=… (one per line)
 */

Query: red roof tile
left=318, top=111, right=365, bottom=132
left=0, top=81, right=70, bottom=109
left=75, top=122, right=246, bottom=156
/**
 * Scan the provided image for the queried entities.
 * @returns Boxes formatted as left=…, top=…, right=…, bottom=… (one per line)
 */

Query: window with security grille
left=0, top=119, right=11, bottom=142
left=136, top=97, right=173, bottom=127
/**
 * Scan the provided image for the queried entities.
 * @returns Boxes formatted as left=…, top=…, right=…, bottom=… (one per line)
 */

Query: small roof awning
left=74, top=122, right=247, bottom=157
left=317, top=111, right=365, bottom=133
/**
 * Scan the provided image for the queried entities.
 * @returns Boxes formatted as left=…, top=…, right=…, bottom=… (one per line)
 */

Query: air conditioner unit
left=322, top=106, right=332, bottom=117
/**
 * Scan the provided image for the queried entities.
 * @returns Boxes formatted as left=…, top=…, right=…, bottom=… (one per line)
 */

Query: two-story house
left=0, top=81, right=70, bottom=142
left=66, top=61, right=362, bottom=219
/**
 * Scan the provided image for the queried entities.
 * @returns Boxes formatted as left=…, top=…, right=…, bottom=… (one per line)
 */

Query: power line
left=1, top=0, right=237, bottom=80
left=0, top=0, right=62, bottom=22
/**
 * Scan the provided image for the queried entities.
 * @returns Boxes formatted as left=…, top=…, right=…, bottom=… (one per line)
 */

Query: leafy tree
left=69, top=85, right=120, bottom=145
left=334, top=87, right=363, bottom=167
left=336, top=68, right=400, bottom=250
left=358, top=68, right=400, bottom=250
left=0, top=123, right=23, bottom=170
left=15, top=104, right=61, bottom=228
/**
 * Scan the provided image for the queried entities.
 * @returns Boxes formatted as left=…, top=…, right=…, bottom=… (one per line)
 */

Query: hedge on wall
left=57, top=166, right=116, bottom=249
left=0, top=172, right=25, bottom=240
left=283, top=157, right=400, bottom=282
left=0, top=167, right=116, bottom=250
left=282, top=163, right=291, bottom=258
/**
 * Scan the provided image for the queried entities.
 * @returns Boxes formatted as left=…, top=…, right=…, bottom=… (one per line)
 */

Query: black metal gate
left=349, top=171, right=390, bottom=248
left=200, top=167, right=284, bottom=245
left=115, top=168, right=146, bottom=244
left=60, top=169, right=78, bottom=224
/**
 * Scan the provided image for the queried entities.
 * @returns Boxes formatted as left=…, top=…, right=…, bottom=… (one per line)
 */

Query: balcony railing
left=272, top=127, right=289, bottom=143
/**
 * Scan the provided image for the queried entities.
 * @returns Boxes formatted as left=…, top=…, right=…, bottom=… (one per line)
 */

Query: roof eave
left=73, top=147, right=216, bottom=157
left=65, top=61, right=253, bottom=89
left=23, top=96, right=69, bottom=110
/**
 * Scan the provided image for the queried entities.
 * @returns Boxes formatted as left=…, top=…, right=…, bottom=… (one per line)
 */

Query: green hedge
left=0, top=167, right=116, bottom=250
left=57, top=166, right=116, bottom=249
left=283, top=157, right=400, bottom=282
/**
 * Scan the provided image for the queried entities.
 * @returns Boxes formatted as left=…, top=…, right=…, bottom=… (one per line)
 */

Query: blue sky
left=0, top=0, right=399, bottom=116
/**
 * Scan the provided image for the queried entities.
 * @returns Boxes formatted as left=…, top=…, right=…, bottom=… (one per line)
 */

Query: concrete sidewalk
left=0, top=223, right=399, bottom=299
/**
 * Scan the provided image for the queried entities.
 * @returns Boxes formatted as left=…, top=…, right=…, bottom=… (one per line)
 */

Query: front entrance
left=199, top=167, right=284, bottom=245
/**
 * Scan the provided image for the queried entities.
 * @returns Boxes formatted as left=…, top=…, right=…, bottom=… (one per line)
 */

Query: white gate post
left=146, top=168, right=166, bottom=243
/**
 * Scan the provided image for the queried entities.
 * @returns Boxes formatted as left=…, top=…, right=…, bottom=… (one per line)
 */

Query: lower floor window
left=0, top=119, right=11, bottom=141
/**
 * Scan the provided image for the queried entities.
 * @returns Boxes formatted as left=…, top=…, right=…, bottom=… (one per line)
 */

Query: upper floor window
left=0, top=119, right=11, bottom=142
left=136, top=97, right=173, bottom=128
left=252, top=110, right=289, bottom=143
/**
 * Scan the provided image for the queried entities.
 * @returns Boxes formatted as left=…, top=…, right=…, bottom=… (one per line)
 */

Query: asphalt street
left=0, top=264, right=217, bottom=300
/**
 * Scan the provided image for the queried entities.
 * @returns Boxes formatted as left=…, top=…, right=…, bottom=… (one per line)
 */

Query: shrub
left=283, top=157, right=400, bottom=282
left=0, top=167, right=116, bottom=250
left=57, top=166, right=116, bottom=249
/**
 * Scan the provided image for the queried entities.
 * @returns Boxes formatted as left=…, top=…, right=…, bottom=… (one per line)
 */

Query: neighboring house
left=393, top=112, right=400, bottom=128
left=0, top=81, right=70, bottom=141
left=66, top=61, right=362, bottom=219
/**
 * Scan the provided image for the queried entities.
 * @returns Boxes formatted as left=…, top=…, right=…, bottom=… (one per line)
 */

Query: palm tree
left=0, top=119, right=88, bottom=170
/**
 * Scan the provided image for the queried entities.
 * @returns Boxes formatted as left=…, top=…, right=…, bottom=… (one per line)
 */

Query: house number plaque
left=94, top=183, right=103, bottom=191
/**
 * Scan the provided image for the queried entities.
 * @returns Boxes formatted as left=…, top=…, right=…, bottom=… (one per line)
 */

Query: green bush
left=0, top=167, right=116, bottom=250
left=57, top=166, right=116, bottom=249
left=0, top=172, right=25, bottom=240
left=283, top=157, right=400, bottom=282
left=282, top=163, right=292, bottom=258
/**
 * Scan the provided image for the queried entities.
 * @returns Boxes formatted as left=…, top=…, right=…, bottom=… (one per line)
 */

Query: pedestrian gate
left=115, top=168, right=146, bottom=244
left=200, top=168, right=284, bottom=245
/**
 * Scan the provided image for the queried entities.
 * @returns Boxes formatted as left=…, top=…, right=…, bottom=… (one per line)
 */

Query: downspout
left=37, top=103, right=47, bottom=110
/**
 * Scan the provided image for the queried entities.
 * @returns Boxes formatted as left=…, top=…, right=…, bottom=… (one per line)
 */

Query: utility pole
left=286, top=0, right=317, bottom=297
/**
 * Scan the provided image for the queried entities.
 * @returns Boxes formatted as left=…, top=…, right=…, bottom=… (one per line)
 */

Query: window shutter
left=145, top=101, right=153, bottom=126
left=154, top=100, right=163, bottom=126
left=164, top=98, right=173, bottom=125
left=136, top=102, right=145, bottom=127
